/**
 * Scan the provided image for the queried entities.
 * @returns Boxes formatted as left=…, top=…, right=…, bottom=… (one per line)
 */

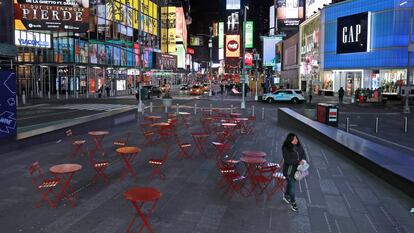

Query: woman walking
left=282, top=133, right=307, bottom=212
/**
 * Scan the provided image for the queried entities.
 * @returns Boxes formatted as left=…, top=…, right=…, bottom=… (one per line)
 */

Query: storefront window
left=322, top=72, right=333, bottom=91
left=380, top=69, right=406, bottom=94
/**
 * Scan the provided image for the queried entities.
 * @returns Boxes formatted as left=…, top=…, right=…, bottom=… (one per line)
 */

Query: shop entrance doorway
left=345, top=72, right=362, bottom=96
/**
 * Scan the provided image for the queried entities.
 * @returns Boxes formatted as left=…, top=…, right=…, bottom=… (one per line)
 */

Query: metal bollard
left=48, top=91, right=51, bottom=99
left=404, top=116, right=408, bottom=133
left=210, top=104, right=212, bottom=116
left=176, top=104, right=179, bottom=115
left=22, top=92, right=26, bottom=105
left=57, top=91, right=60, bottom=99
left=346, top=117, right=350, bottom=132
left=65, top=91, right=68, bottom=100
left=252, top=105, right=255, bottom=116
left=194, top=103, right=197, bottom=115
left=230, top=104, right=233, bottom=114
left=86, top=92, right=89, bottom=99
left=150, top=102, right=153, bottom=113
left=16, top=96, right=18, bottom=107
left=261, top=107, right=265, bottom=120
left=375, top=117, right=379, bottom=133
left=165, top=104, right=168, bottom=113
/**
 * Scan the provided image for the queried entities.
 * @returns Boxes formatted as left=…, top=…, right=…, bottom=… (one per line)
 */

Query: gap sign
left=0, top=70, right=17, bottom=138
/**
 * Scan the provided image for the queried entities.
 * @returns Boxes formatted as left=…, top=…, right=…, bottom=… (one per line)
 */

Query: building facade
left=319, top=0, right=414, bottom=96
left=281, top=32, right=299, bottom=88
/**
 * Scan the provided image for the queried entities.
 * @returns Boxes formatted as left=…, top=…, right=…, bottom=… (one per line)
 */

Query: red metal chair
left=28, top=161, right=60, bottom=208
left=65, top=129, right=86, bottom=157
left=113, top=132, right=131, bottom=148
left=88, top=150, right=110, bottom=184
left=268, top=160, right=286, bottom=199
left=175, top=135, right=193, bottom=159
left=148, top=147, right=170, bottom=180
left=140, top=123, right=155, bottom=146
left=250, top=163, right=278, bottom=200
left=212, top=141, right=231, bottom=161
left=217, top=162, right=247, bottom=200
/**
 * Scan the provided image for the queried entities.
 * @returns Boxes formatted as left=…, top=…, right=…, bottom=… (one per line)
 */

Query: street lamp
left=253, top=50, right=260, bottom=101
left=209, top=27, right=213, bottom=97
left=137, top=40, right=144, bottom=112
left=401, top=0, right=413, bottom=114
left=241, top=4, right=249, bottom=109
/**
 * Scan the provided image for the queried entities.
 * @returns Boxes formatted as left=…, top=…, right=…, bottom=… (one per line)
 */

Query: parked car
left=190, top=85, right=204, bottom=95
left=262, top=89, right=304, bottom=104
left=143, top=85, right=161, bottom=99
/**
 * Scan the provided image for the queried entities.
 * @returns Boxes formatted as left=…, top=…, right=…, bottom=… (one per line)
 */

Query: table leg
left=133, top=201, right=158, bottom=233
left=55, top=173, right=77, bottom=207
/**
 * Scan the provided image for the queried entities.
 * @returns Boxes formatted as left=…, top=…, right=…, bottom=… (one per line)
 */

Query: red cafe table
left=116, top=146, right=141, bottom=181
left=124, top=187, right=162, bottom=233
left=49, top=163, right=82, bottom=207
left=88, top=131, right=109, bottom=156
left=144, top=115, right=162, bottom=124
left=240, top=156, right=267, bottom=196
left=222, top=122, right=237, bottom=142
left=242, top=150, right=267, bottom=158
left=235, top=117, right=249, bottom=134
left=178, top=112, right=191, bottom=128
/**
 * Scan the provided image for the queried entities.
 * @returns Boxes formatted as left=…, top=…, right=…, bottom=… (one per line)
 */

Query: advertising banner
left=176, top=7, right=187, bottom=48
left=276, top=0, right=304, bottom=28
left=0, top=70, right=17, bottom=138
left=154, top=53, right=177, bottom=70
left=226, top=0, right=240, bottom=10
left=218, top=22, right=224, bottom=49
left=167, top=6, right=176, bottom=53
left=244, top=53, right=253, bottom=67
left=14, top=0, right=89, bottom=32
left=161, top=7, right=168, bottom=53
left=225, top=35, right=240, bottom=58
left=175, top=44, right=185, bottom=69
left=336, top=12, right=370, bottom=54
left=15, top=30, right=51, bottom=48
left=190, top=36, right=204, bottom=46
left=262, top=36, right=283, bottom=67
left=245, top=21, right=253, bottom=48
left=306, top=0, right=331, bottom=19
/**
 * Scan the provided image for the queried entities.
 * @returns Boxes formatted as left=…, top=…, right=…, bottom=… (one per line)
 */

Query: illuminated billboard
left=225, top=35, right=240, bottom=58
left=262, top=36, right=283, bottom=67
left=176, top=7, right=187, bottom=48
left=218, top=22, right=224, bottom=49
left=245, top=21, right=253, bottom=48
left=306, top=0, right=332, bottom=19
left=161, top=6, right=176, bottom=53
left=14, top=0, right=89, bottom=32
left=276, top=0, right=304, bottom=28
left=226, top=0, right=240, bottom=10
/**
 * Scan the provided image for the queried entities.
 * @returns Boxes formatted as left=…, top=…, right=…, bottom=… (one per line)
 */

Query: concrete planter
left=162, top=98, right=173, bottom=107
left=303, top=108, right=316, bottom=119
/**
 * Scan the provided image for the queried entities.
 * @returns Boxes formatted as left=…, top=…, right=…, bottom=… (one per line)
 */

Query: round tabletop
left=240, top=156, right=266, bottom=164
left=222, top=123, right=237, bottom=127
left=124, top=187, right=162, bottom=202
left=50, top=163, right=82, bottom=174
left=88, top=131, right=109, bottom=136
left=116, top=146, right=141, bottom=154
left=230, top=113, right=242, bottom=116
left=151, top=122, right=170, bottom=127
left=242, top=150, right=267, bottom=157
left=235, top=118, right=249, bottom=121
left=178, top=112, right=191, bottom=115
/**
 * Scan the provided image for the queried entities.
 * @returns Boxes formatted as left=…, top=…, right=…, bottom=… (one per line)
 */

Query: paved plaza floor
left=1, top=104, right=413, bottom=233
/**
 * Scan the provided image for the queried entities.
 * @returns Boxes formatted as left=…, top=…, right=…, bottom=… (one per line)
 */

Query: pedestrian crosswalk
left=43, top=104, right=135, bottom=112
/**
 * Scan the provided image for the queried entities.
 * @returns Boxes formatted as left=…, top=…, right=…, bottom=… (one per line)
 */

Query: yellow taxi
left=190, top=85, right=204, bottom=95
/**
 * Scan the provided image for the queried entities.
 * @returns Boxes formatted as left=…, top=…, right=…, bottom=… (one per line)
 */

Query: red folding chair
left=268, top=160, right=286, bottom=199
left=175, top=135, right=193, bottom=159
left=114, top=132, right=131, bottom=148
left=88, top=150, right=110, bottom=184
left=28, top=161, right=60, bottom=208
left=217, top=162, right=247, bottom=200
left=212, top=141, right=231, bottom=161
left=140, top=123, right=155, bottom=146
left=250, top=164, right=278, bottom=200
left=65, top=129, right=86, bottom=157
left=148, top=147, right=170, bottom=180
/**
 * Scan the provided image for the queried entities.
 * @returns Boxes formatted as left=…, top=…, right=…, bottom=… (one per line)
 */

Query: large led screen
left=14, top=0, right=89, bottom=32
left=276, top=0, right=304, bottom=27
left=262, top=36, right=283, bottom=67
left=306, top=0, right=331, bottom=19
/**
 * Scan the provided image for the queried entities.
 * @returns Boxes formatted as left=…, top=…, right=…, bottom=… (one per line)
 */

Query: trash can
left=140, top=88, right=148, bottom=100
left=316, top=103, right=338, bottom=127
